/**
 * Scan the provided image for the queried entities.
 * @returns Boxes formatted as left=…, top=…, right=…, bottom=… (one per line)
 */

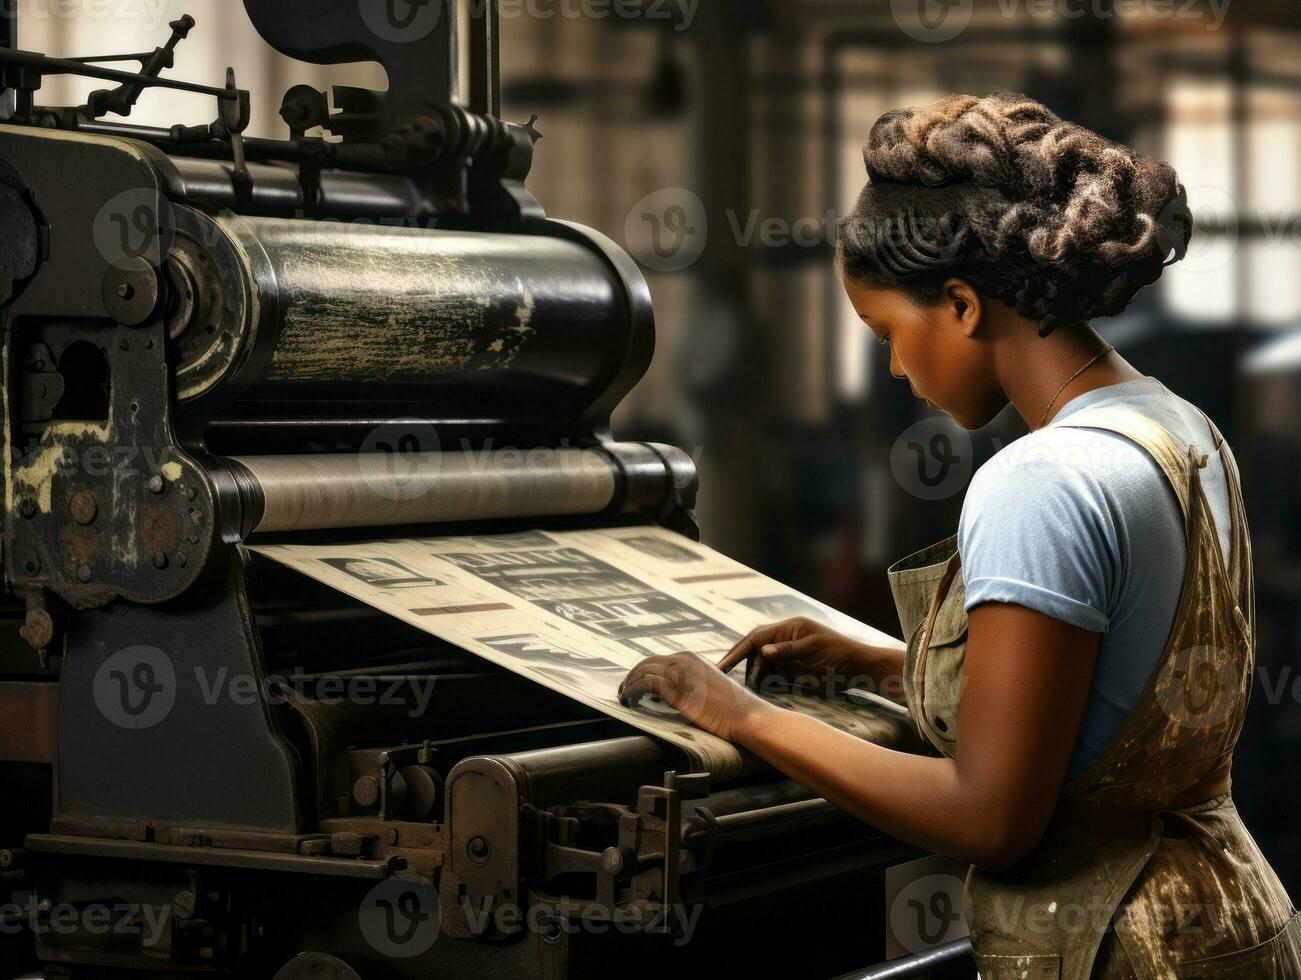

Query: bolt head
left=467, top=835, right=491, bottom=863
left=70, top=491, right=97, bottom=525
left=152, top=551, right=169, bottom=569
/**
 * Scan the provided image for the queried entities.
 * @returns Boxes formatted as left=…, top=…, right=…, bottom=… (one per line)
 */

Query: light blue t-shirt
left=957, top=378, right=1234, bottom=780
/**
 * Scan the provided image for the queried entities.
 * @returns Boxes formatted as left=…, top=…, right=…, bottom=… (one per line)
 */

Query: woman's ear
left=943, top=278, right=983, bottom=337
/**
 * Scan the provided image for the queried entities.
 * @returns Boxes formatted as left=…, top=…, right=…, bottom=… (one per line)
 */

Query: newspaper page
left=251, top=526, right=916, bottom=779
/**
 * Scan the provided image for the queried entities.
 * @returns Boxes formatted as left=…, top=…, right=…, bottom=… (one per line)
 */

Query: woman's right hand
left=717, top=618, right=898, bottom=697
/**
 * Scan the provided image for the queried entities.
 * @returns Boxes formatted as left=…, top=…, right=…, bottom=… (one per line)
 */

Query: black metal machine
left=0, top=4, right=969, bottom=977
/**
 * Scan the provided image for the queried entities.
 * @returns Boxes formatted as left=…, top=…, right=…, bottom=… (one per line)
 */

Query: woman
left=619, top=92, right=1301, bottom=978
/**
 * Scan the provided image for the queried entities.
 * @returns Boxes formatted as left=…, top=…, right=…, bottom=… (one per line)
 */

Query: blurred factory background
left=16, top=0, right=1301, bottom=890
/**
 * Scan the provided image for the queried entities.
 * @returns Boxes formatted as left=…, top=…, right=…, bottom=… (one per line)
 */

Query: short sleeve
left=957, top=435, right=1120, bottom=633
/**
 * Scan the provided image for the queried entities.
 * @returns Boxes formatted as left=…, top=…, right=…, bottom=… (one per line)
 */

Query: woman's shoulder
left=968, top=424, right=1157, bottom=508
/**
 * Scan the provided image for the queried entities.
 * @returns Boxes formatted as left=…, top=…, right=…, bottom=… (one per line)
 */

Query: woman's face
left=840, top=272, right=1006, bottom=430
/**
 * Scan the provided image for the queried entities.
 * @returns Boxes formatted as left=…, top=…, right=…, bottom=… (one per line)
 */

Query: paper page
left=251, top=526, right=916, bottom=779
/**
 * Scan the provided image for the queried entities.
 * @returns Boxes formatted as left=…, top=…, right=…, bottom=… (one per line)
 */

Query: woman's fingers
left=619, top=669, right=671, bottom=707
left=717, top=629, right=771, bottom=674
left=619, top=656, right=683, bottom=706
left=758, top=634, right=821, bottom=664
left=717, top=619, right=809, bottom=673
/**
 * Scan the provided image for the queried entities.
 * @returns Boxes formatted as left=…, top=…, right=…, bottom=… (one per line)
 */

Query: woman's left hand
left=619, top=651, right=772, bottom=743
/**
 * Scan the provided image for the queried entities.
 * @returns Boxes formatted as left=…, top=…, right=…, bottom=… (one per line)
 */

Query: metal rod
left=0, top=49, right=238, bottom=99
left=469, top=0, right=502, bottom=117
left=25, top=834, right=401, bottom=879
left=832, top=940, right=975, bottom=980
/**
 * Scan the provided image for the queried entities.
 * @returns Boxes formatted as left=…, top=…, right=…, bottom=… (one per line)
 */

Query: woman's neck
left=997, top=324, right=1146, bottom=431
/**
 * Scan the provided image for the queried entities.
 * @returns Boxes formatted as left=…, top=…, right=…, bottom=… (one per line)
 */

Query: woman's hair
left=837, top=92, right=1193, bottom=336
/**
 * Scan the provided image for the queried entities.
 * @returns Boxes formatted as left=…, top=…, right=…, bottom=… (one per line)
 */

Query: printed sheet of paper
left=252, top=526, right=917, bottom=779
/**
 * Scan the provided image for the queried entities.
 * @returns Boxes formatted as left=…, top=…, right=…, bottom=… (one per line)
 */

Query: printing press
left=0, top=4, right=958, bottom=977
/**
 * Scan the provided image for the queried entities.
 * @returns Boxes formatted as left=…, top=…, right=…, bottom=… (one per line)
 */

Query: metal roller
left=226, top=448, right=619, bottom=534
left=172, top=208, right=650, bottom=425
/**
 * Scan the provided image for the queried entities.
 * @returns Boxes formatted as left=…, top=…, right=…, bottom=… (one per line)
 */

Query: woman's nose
left=889, top=349, right=906, bottom=380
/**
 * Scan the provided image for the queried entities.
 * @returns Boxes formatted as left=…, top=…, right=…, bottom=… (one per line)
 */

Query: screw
left=119, top=337, right=129, bottom=351
left=171, top=890, right=197, bottom=922
left=467, top=836, right=491, bottom=864
left=148, top=475, right=164, bottom=494
left=77, top=565, right=91, bottom=582
left=116, top=282, right=134, bottom=299
left=152, top=551, right=168, bottom=569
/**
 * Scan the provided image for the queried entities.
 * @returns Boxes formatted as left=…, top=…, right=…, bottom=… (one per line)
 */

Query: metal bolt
left=70, top=491, right=97, bottom=525
left=118, top=337, right=129, bottom=351
left=77, top=565, right=91, bottom=582
left=467, top=836, right=491, bottom=864
left=352, top=774, right=381, bottom=809
left=600, top=846, right=634, bottom=877
left=540, top=916, right=564, bottom=945
left=152, top=551, right=168, bottom=569
left=18, top=499, right=35, bottom=519
left=175, top=551, right=188, bottom=567
left=148, top=475, right=165, bottom=494
left=185, top=486, right=197, bottom=501
left=116, top=282, right=134, bottom=299
left=24, top=557, right=39, bottom=575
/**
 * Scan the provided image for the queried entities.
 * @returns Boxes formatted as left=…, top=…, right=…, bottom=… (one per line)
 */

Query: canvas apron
left=887, top=406, right=1301, bottom=979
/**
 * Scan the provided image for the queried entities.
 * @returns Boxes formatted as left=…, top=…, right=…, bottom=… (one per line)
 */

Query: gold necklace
left=1036, top=345, right=1115, bottom=430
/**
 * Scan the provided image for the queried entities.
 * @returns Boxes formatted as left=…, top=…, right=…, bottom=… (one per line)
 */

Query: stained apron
left=886, top=406, right=1301, bottom=979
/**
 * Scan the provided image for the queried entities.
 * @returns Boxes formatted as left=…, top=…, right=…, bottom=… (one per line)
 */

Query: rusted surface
left=0, top=681, right=58, bottom=763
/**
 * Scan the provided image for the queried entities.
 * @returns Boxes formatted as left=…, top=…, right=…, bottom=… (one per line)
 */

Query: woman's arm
left=621, top=601, right=1100, bottom=870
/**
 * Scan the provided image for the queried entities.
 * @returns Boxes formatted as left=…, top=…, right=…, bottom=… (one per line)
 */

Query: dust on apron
left=887, top=406, right=1301, bottom=980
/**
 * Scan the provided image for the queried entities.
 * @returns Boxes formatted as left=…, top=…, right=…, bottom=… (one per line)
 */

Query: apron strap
left=1198, top=411, right=1255, bottom=631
